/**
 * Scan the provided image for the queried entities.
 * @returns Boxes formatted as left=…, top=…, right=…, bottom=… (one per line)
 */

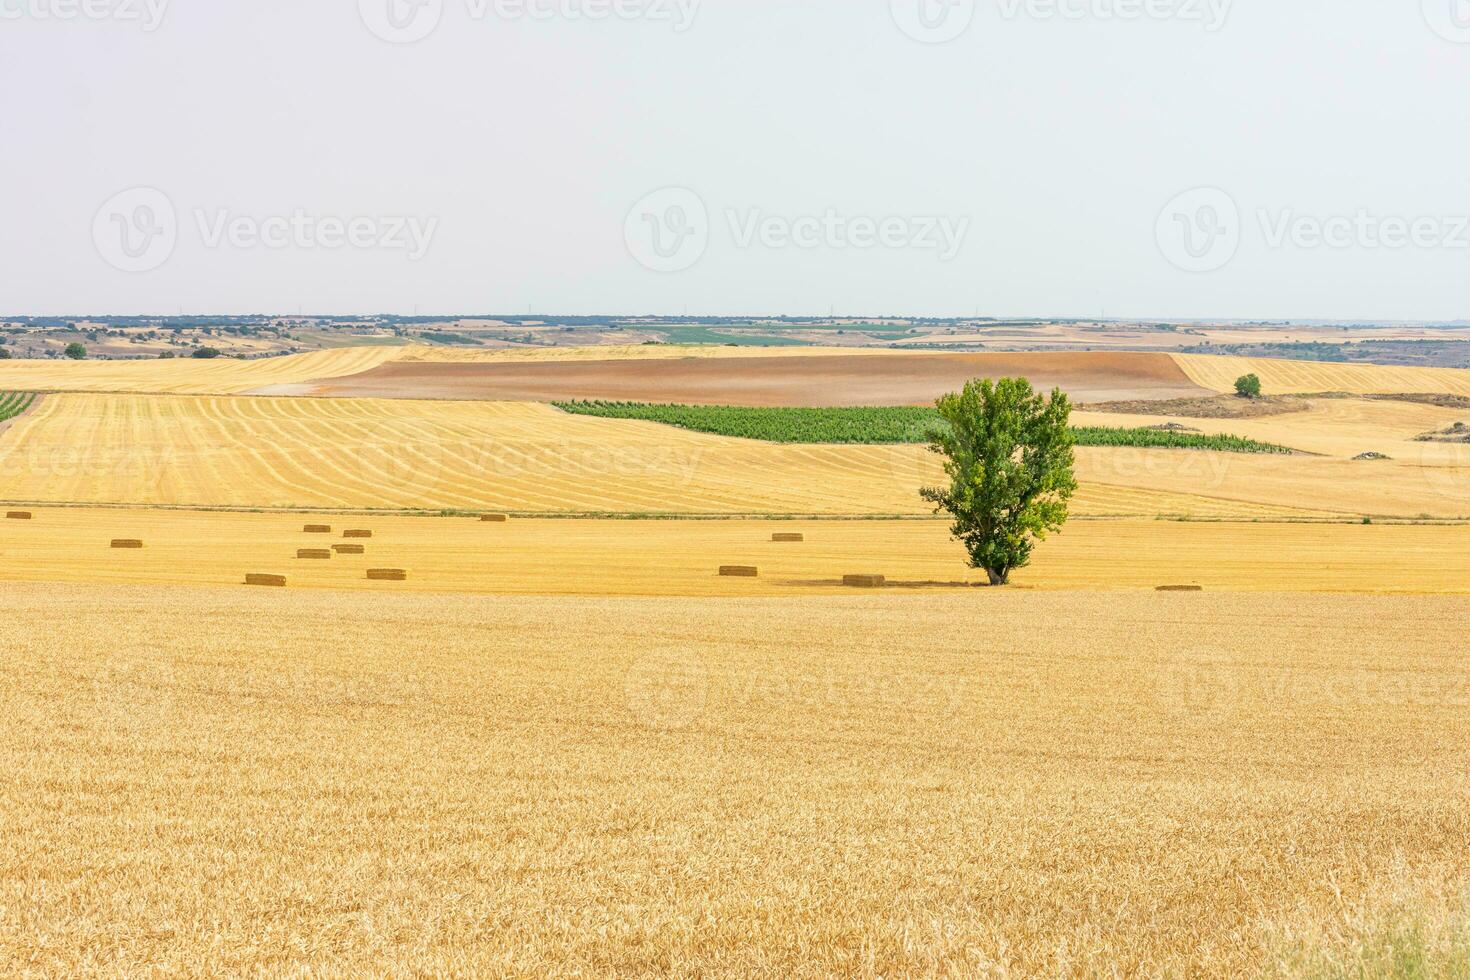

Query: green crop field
left=653, top=326, right=814, bottom=347
left=553, top=401, right=1294, bottom=453
left=0, top=391, right=37, bottom=423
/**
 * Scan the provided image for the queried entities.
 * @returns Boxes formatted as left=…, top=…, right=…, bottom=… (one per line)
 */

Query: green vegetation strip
left=553, top=401, right=1293, bottom=453
left=0, top=392, right=36, bottom=422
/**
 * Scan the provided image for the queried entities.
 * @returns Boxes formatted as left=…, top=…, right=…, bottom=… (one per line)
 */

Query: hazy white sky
left=2, top=0, right=1468, bottom=319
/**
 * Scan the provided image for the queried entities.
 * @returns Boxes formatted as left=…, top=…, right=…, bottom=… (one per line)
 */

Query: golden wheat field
left=2, top=508, right=1469, bottom=596
left=0, top=392, right=1362, bottom=518
left=1174, top=353, right=1470, bottom=398
left=2, top=349, right=1470, bottom=977
left=2, top=582, right=1468, bottom=976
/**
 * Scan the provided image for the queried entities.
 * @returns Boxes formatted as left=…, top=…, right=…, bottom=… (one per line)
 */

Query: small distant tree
left=0, top=347, right=11, bottom=360
left=1234, top=373, right=1262, bottom=399
left=921, top=377, right=1078, bottom=586
left=64, top=342, right=86, bottom=360
left=191, top=347, right=223, bottom=359
left=159, top=350, right=176, bottom=359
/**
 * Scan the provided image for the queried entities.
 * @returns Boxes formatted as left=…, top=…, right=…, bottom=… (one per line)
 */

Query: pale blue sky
left=2, top=1, right=1467, bottom=319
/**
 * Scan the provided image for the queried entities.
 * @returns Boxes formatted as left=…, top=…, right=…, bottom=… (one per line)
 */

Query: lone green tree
left=921, top=377, right=1077, bottom=586
left=64, top=342, right=87, bottom=360
left=1234, top=373, right=1262, bottom=399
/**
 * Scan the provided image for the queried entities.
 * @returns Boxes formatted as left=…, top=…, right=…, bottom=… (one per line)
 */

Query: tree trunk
left=986, top=568, right=1009, bottom=586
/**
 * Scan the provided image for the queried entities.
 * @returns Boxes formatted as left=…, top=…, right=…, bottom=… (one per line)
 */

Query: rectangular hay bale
left=303, top=524, right=332, bottom=534
left=245, top=574, right=287, bottom=588
left=480, top=514, right=509, bottom=523
left=719, top=566, right=759, bottom=578
left=843, top=574, right=886, bottom=589
left=343, top=529, right=373, bottom=539
left=772, top=533, right=805, bottom=543
left=1157, top=585, right=1204, bottom=592
left=367, top=568, right=408, bottom=581
left=6, top=512, right=32, bottom=520
left=110, top=539, right=144, bottom=549
left=333, top=544, right=366, bottom=555
left=297, top=549, right=332, bottom=560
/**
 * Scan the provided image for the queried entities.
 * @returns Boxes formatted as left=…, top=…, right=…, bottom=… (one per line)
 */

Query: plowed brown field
left=300, top=351, right=1208, bottom=405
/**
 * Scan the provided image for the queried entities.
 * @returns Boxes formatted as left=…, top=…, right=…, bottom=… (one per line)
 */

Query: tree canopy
left=921, top=377, right=1078, bottom=586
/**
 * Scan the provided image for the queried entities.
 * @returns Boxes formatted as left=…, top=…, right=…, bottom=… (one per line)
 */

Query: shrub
left=192, top=347, right=223, bottom=359
left=1235, top=373, right=1263, bottom=398
left=64, top=342, right=87, bottom=360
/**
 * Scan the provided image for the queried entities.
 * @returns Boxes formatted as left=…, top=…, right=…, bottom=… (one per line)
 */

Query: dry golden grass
left=0, top=394, right=1341, bottom=518
left=1, top=582, right=1467, bottom=975
left=1, top=508, right=1467, bottom=595
left=1173, top=353, right=1470, bottom=398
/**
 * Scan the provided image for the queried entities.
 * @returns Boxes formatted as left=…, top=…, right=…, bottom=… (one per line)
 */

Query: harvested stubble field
left=0, top=393, right=1351, bottom=519
left=1175, top=353, right=1470, bottom=398
left=0, top=509, right=1467, bottom=595
left=0, top=346, right=401, bottom=395
left=1, top=582, right=1468, bottom=975
left=2, top=350, right=1470, bottom=975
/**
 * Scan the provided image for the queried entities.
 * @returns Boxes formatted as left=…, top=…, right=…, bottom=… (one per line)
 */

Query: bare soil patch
left=305, top=352, right=1208, bottom=407
left=1083, top=393, right=1306, bottom=419
left=1369, top=392, right=1470, bottom=410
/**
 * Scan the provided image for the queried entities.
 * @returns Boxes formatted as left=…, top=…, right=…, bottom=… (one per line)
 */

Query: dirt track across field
left=291, top=352, right=1209, bottom=406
